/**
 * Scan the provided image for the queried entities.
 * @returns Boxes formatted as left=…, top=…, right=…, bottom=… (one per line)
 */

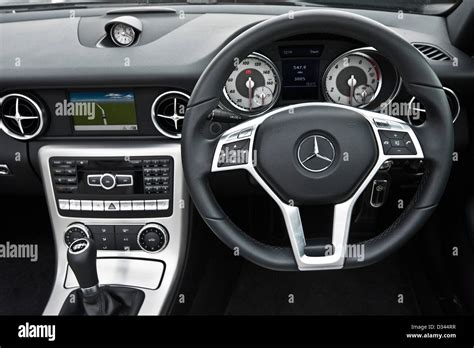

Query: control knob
left=137, top=223, right=168, bottom=253
left=64, top=223, right=91, bottom=247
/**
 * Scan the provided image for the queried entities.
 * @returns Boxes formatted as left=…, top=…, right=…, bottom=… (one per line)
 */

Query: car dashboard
left=0, top=2, right=472, bottom=319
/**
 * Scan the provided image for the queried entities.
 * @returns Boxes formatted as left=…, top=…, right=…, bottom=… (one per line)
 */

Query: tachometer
left=223, top=53, right=280, bottom=115
left=323, top=51, right=381, bottom=108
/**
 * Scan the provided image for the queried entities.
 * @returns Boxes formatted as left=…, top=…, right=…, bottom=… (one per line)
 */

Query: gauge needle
left=246, top=77, right=254, bottom=111
left=347, top=75, right=357, bottom=106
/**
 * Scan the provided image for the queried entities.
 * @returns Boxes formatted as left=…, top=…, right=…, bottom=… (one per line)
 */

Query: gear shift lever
left=61, top=236, right=145, bottom=315
left=67, top=238, right=99, bottom=296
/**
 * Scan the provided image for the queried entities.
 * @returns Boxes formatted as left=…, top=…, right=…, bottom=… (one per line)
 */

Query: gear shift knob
left=67, top=238, right=99, bottom=294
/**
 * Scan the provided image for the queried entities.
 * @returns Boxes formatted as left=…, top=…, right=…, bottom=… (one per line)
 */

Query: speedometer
left=323, top=51, right=381, bottom=108
left=223, top=53, right=280, bottom=115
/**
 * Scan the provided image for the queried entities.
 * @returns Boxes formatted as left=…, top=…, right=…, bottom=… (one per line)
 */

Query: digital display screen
left=279, top=45, right=323, bottom=58
left=71, top=91, right=138, bottom=131
left=281, top=58, right=320, bottom=100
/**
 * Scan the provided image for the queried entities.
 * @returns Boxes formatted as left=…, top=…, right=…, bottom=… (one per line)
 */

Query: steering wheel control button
left=137, top=224, right=169, bottom=253
left=378, top=131, right=417, bottom=155
left=238, top=128, right=253, bottom=138
left=218, top=139, right=250, bottom=167
left=64, top=224, right=91, bottom=247
left=100, top=173, right=116, bottom=190
left=374, top=119, right=389, bottom=128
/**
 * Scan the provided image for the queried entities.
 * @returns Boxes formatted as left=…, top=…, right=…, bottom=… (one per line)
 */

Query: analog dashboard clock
left=110, top=22, right=137, bottom=47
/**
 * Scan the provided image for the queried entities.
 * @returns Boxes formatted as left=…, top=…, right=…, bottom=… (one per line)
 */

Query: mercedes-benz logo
left=297, top=135, right=336, bottom=172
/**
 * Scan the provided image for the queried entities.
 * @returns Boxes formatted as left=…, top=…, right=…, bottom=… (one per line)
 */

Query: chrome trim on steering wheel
left=211, top=103, right=424, bottom=271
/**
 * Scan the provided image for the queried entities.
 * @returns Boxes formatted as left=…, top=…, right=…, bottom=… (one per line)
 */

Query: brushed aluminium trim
left=39, top=143, right=188, bottom=315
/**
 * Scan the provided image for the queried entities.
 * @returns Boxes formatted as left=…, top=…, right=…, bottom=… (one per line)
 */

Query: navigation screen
left=71, top=91, right=138, bottom=131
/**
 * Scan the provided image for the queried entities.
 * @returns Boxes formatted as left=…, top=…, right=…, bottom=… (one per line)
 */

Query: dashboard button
left=115, top=225, right=141, bottom=234
left=92, top=200, right=104, bottom=211
left=157, top=199, right=169, bottom=210
left=89, top=225, right=114, bottom=234
left=145, top=200, right=157, bottom=211
left=132, top=200, right=145, bottom=211
left=93, top=233, right=115, bottom=250
left=116, top=234, right=139, bottom=251
left=58, top=199, right=69, bottom=210
left=81, top=200, right=92, bottom=211
left=56, top=185, right=78, bottom=193
left=87, top=175, right=101, bottom=186
left=120, top=200, right=132, bottom=211
left=76, top=159, right=88, bottom=167
left=70, top=200, right=81, bottom=211
left=116, top=174, right=133, bottom=186
left=105, top=200, right=120, bottom=211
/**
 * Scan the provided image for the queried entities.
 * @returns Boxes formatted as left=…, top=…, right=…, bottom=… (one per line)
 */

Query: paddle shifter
left=67, top=238, right=99, bottom=296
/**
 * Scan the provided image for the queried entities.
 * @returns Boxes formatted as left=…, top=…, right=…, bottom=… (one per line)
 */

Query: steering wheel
left=182, top=10, right=453, bottom=271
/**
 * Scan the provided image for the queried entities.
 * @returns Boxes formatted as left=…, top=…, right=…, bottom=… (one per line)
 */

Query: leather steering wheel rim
left=182, top=9, right=454, bottom=271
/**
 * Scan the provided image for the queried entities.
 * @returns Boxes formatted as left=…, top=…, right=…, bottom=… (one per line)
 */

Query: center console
left=39, top=143, right=188, bottom=315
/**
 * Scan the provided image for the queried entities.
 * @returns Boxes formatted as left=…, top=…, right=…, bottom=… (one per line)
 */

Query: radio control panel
left=49, top=156, right=173, bottom=218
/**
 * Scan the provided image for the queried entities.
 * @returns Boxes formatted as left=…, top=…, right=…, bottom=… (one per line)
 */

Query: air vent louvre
left=412, top=43, right=453, bottom=62
left=0, top=93, right=44, bottom=140
left=151, top=91, right=189, bottom=139
left=408, top=87, right=460, bottom=125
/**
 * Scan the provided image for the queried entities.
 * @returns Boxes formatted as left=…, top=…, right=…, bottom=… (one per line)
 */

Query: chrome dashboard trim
left=39, top=143, right=188, bottom=315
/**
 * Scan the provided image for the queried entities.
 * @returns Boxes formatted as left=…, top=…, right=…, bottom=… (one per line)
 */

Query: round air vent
left=408, top=87, right=460, bottom=126
left=151, top=91, right=189, bottom=139
left=0, top=93, right=45, bottom=140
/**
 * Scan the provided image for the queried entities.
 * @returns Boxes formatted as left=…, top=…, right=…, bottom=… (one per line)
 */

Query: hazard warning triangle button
left=105, top=201, right=119, bottom=211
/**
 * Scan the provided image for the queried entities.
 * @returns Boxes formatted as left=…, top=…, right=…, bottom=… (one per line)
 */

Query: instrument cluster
left=219, top=45, right=401, bottom=117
